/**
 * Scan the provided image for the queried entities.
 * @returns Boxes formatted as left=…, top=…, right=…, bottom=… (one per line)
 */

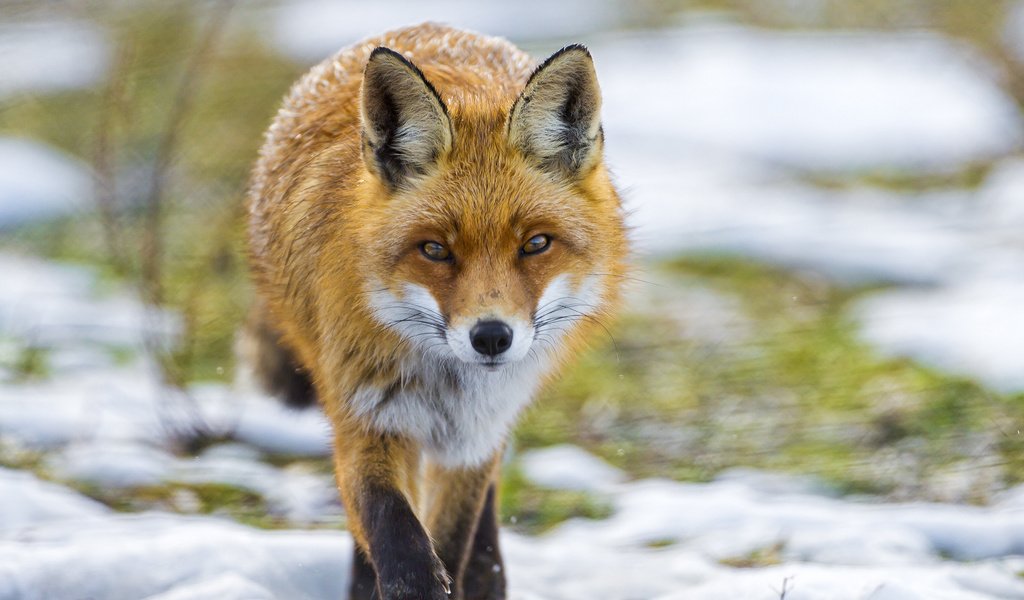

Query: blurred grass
left=520, top=256, right=1021, bottom=501
left=74, top=480, right=289, bottom=529
left=499, top=465, right=613, bottom=534
left=1, top=3, right=302, bottom=384
left=0, top=0, right=1022, bottom=530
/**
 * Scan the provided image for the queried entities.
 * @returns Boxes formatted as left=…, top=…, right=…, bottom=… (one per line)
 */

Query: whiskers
left=379, top=299, right=449, bottom=352
left=531, top=294, right=618, bottom=361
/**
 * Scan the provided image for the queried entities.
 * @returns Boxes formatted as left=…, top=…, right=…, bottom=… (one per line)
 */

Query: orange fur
left=246, top=23, right=628, bottom=600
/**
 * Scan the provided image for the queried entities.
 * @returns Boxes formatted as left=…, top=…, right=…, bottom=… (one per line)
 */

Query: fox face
left=358, top=46, right=626, bottom=372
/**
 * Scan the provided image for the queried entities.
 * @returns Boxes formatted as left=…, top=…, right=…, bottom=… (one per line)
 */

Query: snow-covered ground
left=4, top=446, right=1024, bottom=599
left=597, top=24, right=1020, bottom=172
left=0, top=20, right=109, bottom=100
left=266, top=0, right=628, bottom=63
left=0, top=138, right=93, bottom=230
left=1, top=254, right=1023, bottom=599
left=590, top=25, right=1024, bottom=393
left=3, top=11, right=1024, bottom=599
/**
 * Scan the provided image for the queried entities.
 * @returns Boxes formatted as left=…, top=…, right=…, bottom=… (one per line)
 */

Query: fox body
left=245, top=23, right=627, bottom=600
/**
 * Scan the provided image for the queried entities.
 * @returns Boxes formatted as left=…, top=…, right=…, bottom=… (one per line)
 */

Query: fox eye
left=521, top=234, right=551, bottom=256
left=420, top=241, right=451, bottom=261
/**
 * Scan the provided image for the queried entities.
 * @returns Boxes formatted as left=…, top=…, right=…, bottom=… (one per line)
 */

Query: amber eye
left=420, top=241, right=451, bottom=261
left=521, top=234, right=551, bottom=256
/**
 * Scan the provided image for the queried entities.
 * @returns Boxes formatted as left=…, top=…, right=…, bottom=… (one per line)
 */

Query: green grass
left=499, top=465, right=613, bottom=534
left=719, top=542, right=785, bottom=569
left=518, top=255, right=1022, bottom=501
left=73, top=480, right=290, bottom=529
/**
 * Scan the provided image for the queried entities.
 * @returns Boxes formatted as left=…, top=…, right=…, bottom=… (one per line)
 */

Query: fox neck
left=350, top=343, right=552, bottom=468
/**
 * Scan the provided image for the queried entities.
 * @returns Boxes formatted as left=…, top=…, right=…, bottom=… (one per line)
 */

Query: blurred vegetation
left=499, top=465, right=613, bottom=534
left=2, top=2, right=302, bottom=385
left=1, top=0, right=1023, bottom=530
left=522, top=257, right=1020, bottom=502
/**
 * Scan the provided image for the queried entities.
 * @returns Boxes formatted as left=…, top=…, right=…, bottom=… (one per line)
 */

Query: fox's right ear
left=360, top=47, right=453, bottom=190
left=508, top=45, right=603, bottom=179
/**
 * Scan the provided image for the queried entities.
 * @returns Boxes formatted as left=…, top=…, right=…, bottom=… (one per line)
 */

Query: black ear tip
left=366, top=46, right=417, bottom=72
left=368, top=46, right=401, bottom=60
left=531, top=44, right=594, bottom=76
left=561, top=43, right=591, bottom=57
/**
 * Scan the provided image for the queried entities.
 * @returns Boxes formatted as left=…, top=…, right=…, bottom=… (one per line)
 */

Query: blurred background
left=1, top=1, right=1024, bottom=596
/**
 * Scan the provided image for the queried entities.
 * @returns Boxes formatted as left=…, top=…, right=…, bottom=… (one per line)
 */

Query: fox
left=243, top=22, right=628, bottom=600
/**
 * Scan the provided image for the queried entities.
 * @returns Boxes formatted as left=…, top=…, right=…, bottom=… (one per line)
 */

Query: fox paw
left=379, top=554, right=452, bottom=600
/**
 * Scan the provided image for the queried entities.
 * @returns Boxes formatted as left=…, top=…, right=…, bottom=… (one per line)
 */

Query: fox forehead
left=380, top=157, right=598, bottom=248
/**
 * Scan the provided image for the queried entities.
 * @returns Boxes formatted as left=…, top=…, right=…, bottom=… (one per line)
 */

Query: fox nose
left=470, top=320, right=513, bottom=357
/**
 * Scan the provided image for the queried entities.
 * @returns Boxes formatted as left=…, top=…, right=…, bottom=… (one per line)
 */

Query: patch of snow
left=592, top=26, right=1022, bottom=392
left=854, top=278, right=1024, bottom=393
left=268, top=0, right=625, bottom=63
left=519, top=444, right=626, bottom=492
left=598, top=24, right=1020, bottom=172
left=0, top=467, right=107, bottom=531
left=0, top=138, right=92, bottom=229
left=616, top=145, right=1024, bottom=392
left=4, top=446, right=1024, bottom=598
left=0, top=253, right=179, bottom=348
left=714, top=467, right=836, bottom=498
left=229, top=394, right=333, bottom=457
left=0, top=513, right=349, bottom=600
left=46, top=441, right=175, bottom=488
left=174, top=448, right=340, bottom=524
left=620, top=148, right=970, bottom=284
left=1003, top=1, right=1024, bottom=64
left=143, top=573, right=276, bottom=600
left=976, top=158, right=1024, bottom=234
left=0, top=21, right=109, bottom=99
left=552, top=475, right=1024, bottom=563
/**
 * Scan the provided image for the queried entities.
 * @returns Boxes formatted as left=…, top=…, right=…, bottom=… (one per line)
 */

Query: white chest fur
left=351, top=353, right=550, bottom=467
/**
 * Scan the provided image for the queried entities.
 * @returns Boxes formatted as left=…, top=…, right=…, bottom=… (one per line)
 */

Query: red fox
left=244, top=22, right=628, bottom=600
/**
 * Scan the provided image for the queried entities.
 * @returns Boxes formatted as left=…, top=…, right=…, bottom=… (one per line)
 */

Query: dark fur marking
left=462, top=485, right=506, bottom=600
left=361, top=483, right=450, bottom=600
left=350, top=543, right=380, bottom=600
left=509, top=44, right=600, bottom=177
left=364, top=47, right=452, bottom=190
left=250, top=317, right=317, bottom=410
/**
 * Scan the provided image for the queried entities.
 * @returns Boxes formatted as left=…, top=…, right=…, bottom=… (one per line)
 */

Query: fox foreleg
left=335, top=433, right=450, bottom=600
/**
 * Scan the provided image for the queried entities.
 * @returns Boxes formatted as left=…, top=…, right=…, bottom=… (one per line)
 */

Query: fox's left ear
left=508, top=45, right=603, bottom=179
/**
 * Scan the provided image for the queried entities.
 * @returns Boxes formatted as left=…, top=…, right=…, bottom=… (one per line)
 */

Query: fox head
left=356, top=45, right=627, bottom=370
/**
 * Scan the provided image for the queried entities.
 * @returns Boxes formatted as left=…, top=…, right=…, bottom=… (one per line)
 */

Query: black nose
left=470, top=320, right=514, bottom=357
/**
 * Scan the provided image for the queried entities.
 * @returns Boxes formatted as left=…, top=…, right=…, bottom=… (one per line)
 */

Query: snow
left=519, top=444, right=626, bottom=492
left=855, top=277, right=1024, bottom=392
left=0, top=467, right=107, bottom=530
left=589, top=25, right=1024, bottom=390
left=0, top=254, right=178, bottom=348
left=268, top=0, right=625, bottom=63
left=0, top=138, right=93, bottom=229
left=1004, top=1, right=1024, bottom=64
left=0, top=511, right=349, bottom=600
left=0, top=21, right=109, bottom=100
left=619, top=150, right=971, bottom=283
left=597, top=24, right=1020, bottom=172
left=4, top=454, right=1024, bottom=599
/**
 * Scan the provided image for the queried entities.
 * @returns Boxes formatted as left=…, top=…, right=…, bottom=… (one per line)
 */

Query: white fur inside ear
left=508, top=47, right=603, bottom=175
left=360, top=49, right=452, bottom=186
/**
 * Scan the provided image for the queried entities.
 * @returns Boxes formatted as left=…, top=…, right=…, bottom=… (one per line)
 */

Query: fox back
left=245, top=22, right=628, bottom=600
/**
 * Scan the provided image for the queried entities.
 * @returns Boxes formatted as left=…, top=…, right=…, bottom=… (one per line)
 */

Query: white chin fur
left=361, top=275, right=604, bottom=466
